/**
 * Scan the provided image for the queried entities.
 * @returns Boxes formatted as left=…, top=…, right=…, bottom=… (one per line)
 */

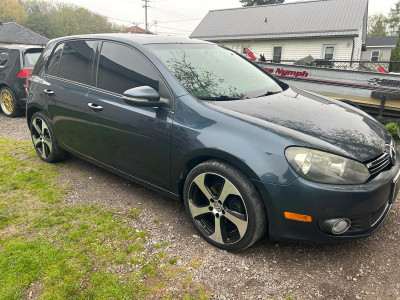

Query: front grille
left=366, top=152, right=391, bottom=175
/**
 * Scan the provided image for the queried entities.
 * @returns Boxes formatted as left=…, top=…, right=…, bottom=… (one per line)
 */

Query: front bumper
left=255, top=158, right=400, bottom=242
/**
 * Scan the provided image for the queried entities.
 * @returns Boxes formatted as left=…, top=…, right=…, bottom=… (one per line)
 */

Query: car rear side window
left=0, top=49, right=9, bottom=67
left=96, top=42, right=159, bottom=95
left=24, top=50, right=42, bottom=68
left=47, top=43, right=63, bottom=76
left=58, top=40, right=96, bottom=85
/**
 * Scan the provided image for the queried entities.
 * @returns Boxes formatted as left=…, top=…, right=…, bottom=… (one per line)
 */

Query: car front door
left=44, top=40, right=97, bottom=154
left=85, top=41, right=173, bottom=190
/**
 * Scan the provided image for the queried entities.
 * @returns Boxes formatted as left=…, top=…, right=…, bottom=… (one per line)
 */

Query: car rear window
left=24, top=49, right=42, bottom=68
left=0, top=49, right=8, bottom=67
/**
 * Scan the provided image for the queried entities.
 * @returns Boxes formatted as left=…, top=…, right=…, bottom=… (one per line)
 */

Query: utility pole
left=143, top=0, right=148, bottom=34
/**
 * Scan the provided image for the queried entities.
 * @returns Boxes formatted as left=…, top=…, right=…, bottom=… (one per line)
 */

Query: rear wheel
left=183, top=160, right=267, bottom=251
left=30, top=112, right=68, bottom=163
left=0, top=87, right=21, bottom=117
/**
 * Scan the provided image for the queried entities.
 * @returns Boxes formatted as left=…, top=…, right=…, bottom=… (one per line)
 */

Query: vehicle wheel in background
left=0, top=87, right=21, bottom=117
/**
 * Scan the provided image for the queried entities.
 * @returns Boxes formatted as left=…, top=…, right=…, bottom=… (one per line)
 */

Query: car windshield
left=24, top=50, right=42, bottom=68
left=148, top=43, right=283, bottom=100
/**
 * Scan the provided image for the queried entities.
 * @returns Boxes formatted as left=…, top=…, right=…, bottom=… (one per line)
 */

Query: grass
left=0, top=137, right=209, bottom=299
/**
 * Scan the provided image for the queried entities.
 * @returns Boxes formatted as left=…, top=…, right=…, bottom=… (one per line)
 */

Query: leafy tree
left=368, top=13, right=388, bottom=36
left=0, top=0, right=27, bottom=24
left=240, top=0, right=284, bottom=7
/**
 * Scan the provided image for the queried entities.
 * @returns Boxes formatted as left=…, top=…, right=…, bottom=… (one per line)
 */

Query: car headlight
left=285, top=147, right=370, bottom=184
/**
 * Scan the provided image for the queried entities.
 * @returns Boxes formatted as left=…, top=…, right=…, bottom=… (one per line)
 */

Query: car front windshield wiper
left=197, top=95, right=245, bottom=101
left=255, top=91, right=281, bottom=98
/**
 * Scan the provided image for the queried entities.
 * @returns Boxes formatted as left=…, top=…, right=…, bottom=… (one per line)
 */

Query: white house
left=360, top=36, right=397, bottom=61
left=190, top=0, right=368, bottom=62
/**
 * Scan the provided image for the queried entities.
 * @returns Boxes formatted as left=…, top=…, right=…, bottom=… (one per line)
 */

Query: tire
left=183, top=160, right=267, bottom=251
left=0, top=87, right=22, bottom=117
left=30, top=112, right=68, bottom=163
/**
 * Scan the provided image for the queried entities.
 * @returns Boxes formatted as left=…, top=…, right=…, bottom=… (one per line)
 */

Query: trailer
left=256, top=61, right=400, bottom=124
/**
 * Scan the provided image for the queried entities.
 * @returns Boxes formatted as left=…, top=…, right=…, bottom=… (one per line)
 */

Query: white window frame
left=371, top=50, right=380, bottom=62
left=273, top=46, right=283, bottom=63
left=322, top=44, right=337, bottom=60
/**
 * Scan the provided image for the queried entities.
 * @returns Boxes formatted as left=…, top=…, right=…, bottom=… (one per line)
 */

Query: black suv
left=0, top=44, right=43, bottom=117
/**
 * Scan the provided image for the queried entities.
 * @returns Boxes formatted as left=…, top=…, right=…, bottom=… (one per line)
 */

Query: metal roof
left=190, top=0, right=368, bottom=41
left=365, top=36, right=397, bottom=47
left=0, top=22, right=49, bottom=45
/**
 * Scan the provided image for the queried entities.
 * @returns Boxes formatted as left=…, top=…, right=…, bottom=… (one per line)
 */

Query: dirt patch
left=2, top=112, right=400, bottom=299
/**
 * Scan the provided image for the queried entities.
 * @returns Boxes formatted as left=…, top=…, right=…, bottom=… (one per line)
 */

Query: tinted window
left=97, top=42, right=159, bottom=95
left=47, top=43, right=63, bottom=76
left=23, top=50, right=42, bottom=68
left=0, top=49, right=9, bottom=67
left=58, top=40, right=96, bottom=85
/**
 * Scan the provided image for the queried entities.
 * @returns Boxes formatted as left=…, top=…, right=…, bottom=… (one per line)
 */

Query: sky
left=50, top=0, right=399, bottom=36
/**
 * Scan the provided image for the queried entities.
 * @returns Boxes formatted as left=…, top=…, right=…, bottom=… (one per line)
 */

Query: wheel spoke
left=193, top=174, right=213, bottom=200
left=41, top=143, right=47, bottom=158
left=188, top=200, right=210, bottom=218
left=224, top=211, right=248, bottom=238
left=218, top=179, right=240, bottom=204
left=43, top=138, right=53, bottom=154
left=32, top=136, right=41, bottom=148
left=32, top=118, right=42, bottom=135
left=208, top=217, right=223, bottom=243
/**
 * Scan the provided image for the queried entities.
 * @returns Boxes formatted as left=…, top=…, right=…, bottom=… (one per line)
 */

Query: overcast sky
left=52, top=0, right=398, bottom=36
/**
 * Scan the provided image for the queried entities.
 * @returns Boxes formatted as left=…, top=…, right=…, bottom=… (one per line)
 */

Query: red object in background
left=245, top=48, right=256, bottom=61
left=377, top=66, right=388, bottom=73
left=17, top=69, right=32, bottom=78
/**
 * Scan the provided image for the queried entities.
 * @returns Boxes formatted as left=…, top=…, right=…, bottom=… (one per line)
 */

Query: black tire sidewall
left=183, top=160, right=267, bottom=251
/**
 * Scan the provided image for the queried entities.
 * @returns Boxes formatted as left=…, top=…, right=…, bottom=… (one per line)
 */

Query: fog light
left=320, top=218, right=351, bottom=235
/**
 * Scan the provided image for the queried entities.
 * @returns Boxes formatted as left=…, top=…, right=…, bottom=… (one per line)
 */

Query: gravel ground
left=2, top=112, right=400, bottom=299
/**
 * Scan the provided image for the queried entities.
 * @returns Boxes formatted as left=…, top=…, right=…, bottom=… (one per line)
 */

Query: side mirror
left=123, top=86, right=165, bottom=107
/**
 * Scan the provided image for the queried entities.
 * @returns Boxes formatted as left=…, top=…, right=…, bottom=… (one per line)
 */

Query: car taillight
left=17, top=69, right=32, bottom=78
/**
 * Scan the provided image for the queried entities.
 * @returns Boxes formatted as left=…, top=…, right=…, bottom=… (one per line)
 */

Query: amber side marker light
left=284, top=212, right=312, bottom=222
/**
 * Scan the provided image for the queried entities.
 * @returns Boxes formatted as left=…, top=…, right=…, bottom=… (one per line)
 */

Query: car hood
left=204, top=87, right=391, bottom=162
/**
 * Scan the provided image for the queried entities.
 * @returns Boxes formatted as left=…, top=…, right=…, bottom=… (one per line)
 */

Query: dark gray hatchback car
left=27, top=34, right=400, bottom=251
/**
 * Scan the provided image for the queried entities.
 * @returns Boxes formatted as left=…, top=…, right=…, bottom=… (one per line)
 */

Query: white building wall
left=352, top=26, right=363, bottom=60
left=220, top=37, right=355, bottom=60
left=360, top=48, right=393, bottom=61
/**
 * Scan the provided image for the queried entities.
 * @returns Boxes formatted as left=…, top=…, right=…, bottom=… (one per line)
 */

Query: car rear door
left=43, top=40, right=97, bottom=154
left=85, top=41, right=173, bottom=190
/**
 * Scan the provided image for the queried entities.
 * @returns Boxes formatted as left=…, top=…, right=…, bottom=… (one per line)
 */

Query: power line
left=149, top=6, right=194, bottom=19
left=156, top=25, right=193, bottom=32
left=156, top=18, right=202, bottom=24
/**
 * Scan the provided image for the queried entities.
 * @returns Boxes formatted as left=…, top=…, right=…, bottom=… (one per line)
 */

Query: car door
left=85, top=41, right=173, bottom=190
left=43, top=40, right=97, bottom=154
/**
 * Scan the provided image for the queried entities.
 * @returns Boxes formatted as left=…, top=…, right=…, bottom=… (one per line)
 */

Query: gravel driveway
left=2, top=112, right=400, bottom=299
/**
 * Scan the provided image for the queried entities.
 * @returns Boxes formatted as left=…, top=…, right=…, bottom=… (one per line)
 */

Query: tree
left=240, top=0, right=284, bottom=7
left=368, top=13, right=388, bottom=36
left=0, top=0, right=27, bottom=24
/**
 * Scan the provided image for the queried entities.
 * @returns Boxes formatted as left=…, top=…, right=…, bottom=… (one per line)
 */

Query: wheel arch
left=177, top=149, right=263, bottom=202
left=26, top=104, right=48, bottom=127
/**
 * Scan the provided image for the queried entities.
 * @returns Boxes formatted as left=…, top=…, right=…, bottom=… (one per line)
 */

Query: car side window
left=96, top=42, right=163, bottom=96
left=47, top=43, right=63, bottom=76
left=58, top=40, right=96, bottom=85
left=0, top=49, right=9, bottom=67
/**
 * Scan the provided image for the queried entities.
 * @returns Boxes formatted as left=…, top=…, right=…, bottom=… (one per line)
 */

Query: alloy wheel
left=188, top=172, right=248, bottom=245
left=1, top=89, right=14, bottom=115
left=31, top=117, right=53, bottom=159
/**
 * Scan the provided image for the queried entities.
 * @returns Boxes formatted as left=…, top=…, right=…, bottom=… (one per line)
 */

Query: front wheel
left=0, top=87, right=21, bottom=117
left=30, top=112, right=68, bottom=163
left=183, top=160, right=267, bottom=251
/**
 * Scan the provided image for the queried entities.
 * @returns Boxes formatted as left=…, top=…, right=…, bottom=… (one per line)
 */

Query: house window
left=273, top=46, right=282, bottom=63
left=323, top=45, right=336, bottom=60
left=371, top=50, right=380, bottom=62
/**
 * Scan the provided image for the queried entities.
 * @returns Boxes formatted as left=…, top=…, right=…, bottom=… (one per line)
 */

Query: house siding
left=220, top=37, right=354, bottom=60
left=361, top=48, right=393, bottom=61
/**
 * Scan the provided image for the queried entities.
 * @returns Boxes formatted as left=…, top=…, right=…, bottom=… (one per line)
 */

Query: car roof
left=0, top=44, right=44, bottom=50
left=48, top=33, right=214, bottom=47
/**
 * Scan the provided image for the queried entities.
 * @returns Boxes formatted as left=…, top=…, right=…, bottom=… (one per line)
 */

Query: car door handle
left=88, top=102, right=103, bottom=111
left=43, top=89, right=55, bottom=96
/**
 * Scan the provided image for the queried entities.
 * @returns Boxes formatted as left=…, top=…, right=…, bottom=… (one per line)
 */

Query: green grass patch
left=0, top=137, right=209, bottom=299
